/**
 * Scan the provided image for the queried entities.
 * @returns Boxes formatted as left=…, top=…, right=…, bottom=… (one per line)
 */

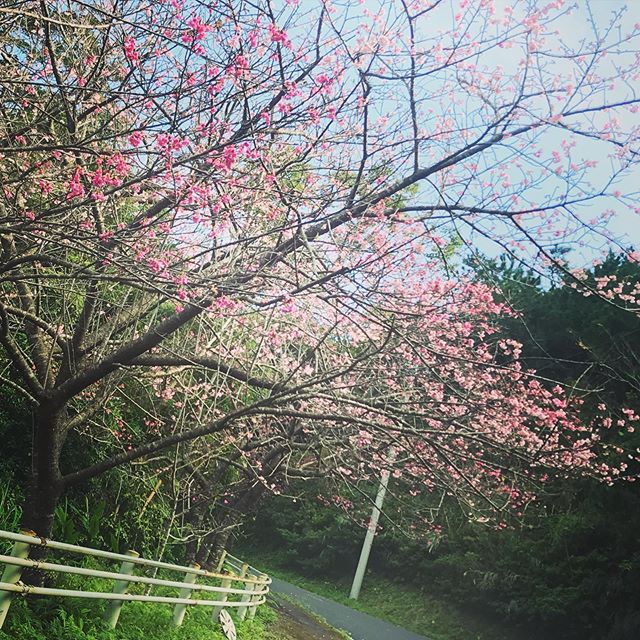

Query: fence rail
left=0, top=528, right=270, bottom=632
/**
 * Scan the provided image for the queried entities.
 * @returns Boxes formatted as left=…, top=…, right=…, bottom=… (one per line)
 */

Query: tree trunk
left=184, top=503, right=206, bottom=563
left=21, top=478, right=62, bottom=540
left=200, top=484, right=269, bottom=569
left=195, top=527, right=219, bottom=567
left=206, top=526, right=233, bottom=569
left=19, top=404, right=64, bottom=585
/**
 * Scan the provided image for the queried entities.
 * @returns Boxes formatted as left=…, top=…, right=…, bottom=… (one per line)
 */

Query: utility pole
left=349, top=463, right=392, bottom=600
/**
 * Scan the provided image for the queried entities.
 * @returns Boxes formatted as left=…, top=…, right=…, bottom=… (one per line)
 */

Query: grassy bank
left=240, top=547, right=531, bottom=640
left=0, top=596, right=275, bottom=640
left=0, top=556, right=276, bottom=640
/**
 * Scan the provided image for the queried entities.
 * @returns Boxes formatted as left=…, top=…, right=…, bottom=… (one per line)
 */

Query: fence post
left=103, top=549, right=139, bottom=629
left=247, top=577, right=265, bottom=620
left=211, top=576, right=232, bottom=621
left=172, top=562, right=199, bottom=627
left=236, top=564, right=252, bottom=621
left=0, top=529, right=36, bottom=630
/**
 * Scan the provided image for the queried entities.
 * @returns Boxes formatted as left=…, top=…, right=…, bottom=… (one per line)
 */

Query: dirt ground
left=266, top=596, right=347, bottom=640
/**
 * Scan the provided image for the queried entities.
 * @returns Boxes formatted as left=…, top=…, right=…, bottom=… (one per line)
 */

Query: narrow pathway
left=268, top=595, right=346, bottom=640
left=269, top=577, right=431, bottom=640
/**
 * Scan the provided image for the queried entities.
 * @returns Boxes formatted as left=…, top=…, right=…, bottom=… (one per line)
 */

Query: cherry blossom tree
left=0, top=0, right=638, bottom=540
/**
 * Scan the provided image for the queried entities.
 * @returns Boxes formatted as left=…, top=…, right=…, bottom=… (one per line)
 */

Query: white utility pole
left=349, top=464, right=392, bottom=600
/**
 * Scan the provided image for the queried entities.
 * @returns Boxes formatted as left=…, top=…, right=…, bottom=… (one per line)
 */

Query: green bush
left=245, top=493, right=362, bottom=577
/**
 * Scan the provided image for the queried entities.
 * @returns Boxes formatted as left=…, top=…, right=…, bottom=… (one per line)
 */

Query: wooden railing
left=0, top=528, right=270, bottom=633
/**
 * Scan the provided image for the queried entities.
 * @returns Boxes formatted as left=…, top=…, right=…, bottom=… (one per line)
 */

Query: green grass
left=0, top=556, right=277, bottom=640
left=0, top=597, right=275, bottom=640
left=240, top=547, right=530, bottom=640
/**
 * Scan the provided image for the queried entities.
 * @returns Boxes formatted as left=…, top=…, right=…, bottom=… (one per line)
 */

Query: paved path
left=269, top=577, right=431, bottom=640
left=270, top=595, right=345, bottom=640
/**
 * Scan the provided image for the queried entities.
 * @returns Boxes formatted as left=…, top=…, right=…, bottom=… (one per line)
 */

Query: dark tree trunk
left=195, top=448, right=286, bottom=569
left=21, top=478, right=62, bottom=539
left=20, top=404, right=65, bottom=585
left=184, top=500, right=207, bottom=563
left=201, top=483, right=269, bottom=569
left=206, top=526, right=234, bottom=569
left=194, top=528, right=217, bottom=567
